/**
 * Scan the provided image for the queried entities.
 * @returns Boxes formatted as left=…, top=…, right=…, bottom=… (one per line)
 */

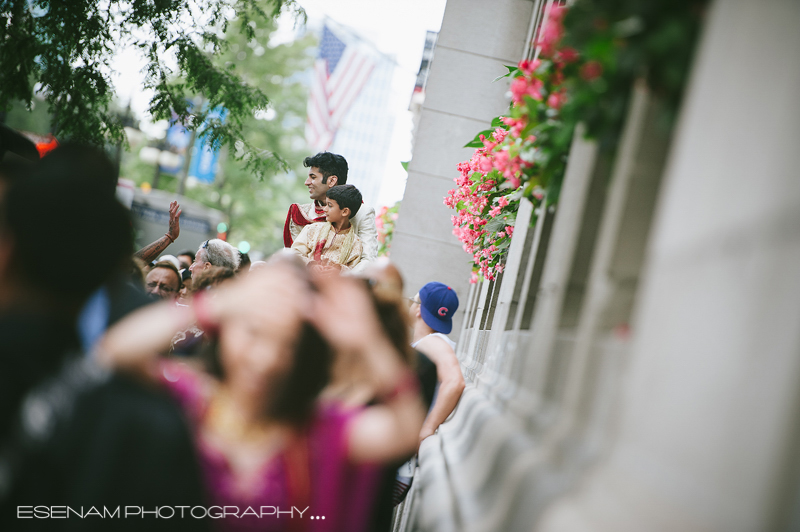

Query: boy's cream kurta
left=291, top=222, right=363, bottom=271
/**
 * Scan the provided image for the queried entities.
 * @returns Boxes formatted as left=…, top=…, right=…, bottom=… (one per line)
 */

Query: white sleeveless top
left=411, top=332, right=456, bottom=351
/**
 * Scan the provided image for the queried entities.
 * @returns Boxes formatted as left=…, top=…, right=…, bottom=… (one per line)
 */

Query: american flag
left=306, top=24, right=375, bottom=152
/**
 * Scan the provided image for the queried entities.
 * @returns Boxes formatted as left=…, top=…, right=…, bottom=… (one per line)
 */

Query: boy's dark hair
left=303, top=152, right=348, bottom=185
left=326, top=184, right=362, bottom=219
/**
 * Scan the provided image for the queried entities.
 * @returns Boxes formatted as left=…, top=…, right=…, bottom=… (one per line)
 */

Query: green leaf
left=496, top=239, right=512, bottom=251
left=484, top=216, right=507, bottom=233
left=493, top=65, right=520, bottom=82
left=491, top=116, right=506, bottom=128
left=401, top=161, right=409, bottom=172
left=463, top=128, right=496, bottom=148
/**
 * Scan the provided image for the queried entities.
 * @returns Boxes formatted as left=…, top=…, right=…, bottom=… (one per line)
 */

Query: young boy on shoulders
left=291, top=184, right=364, bottom=272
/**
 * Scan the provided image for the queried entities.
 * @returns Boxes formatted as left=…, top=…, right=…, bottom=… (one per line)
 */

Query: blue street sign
left=189, top=107, right=227, bottom=184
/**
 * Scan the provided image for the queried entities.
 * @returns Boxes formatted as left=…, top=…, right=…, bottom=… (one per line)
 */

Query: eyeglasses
left=146, top=281, right=177, bottom=294
left=406, top=296, right=420, bottom=305
left=201, top=240, right=209, bottom=249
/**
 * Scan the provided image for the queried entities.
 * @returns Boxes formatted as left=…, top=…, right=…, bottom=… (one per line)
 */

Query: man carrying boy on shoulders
left=291, top=184, right=364, bottom=272
left=283, top=152, right=377, bottom=272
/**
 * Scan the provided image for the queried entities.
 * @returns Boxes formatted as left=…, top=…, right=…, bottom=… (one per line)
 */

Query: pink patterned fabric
left=160, top=361, right=380, bottom=532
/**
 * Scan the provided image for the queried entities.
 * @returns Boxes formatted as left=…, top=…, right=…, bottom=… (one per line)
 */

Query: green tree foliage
left=120, top=17, right=315, bottom=256
left=181, top=17, right=315, bottom=255
left=0, top=0, right=303, bottom=176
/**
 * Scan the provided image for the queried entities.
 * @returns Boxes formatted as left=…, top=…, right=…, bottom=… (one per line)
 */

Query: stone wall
left=393, top=0, right=800, bottom=531
left=390, top=0, right=536, bottom=340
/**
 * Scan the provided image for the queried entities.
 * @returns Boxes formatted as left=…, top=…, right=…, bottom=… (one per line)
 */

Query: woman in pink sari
left=99, top=264, right=426, bottom=532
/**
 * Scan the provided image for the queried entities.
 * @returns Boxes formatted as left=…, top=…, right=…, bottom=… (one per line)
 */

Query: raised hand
left=307, top=272, right=386, bottom=354
left=167, top=200, right=182, bottom=242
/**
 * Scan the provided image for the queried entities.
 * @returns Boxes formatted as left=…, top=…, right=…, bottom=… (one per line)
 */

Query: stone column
left=537, top=1, right=800, bottom=530
left=390, top=0, right=536, bottom=341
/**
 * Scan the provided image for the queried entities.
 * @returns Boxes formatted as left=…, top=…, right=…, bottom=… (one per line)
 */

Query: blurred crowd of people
left=0, top=143, right=465, bottom=531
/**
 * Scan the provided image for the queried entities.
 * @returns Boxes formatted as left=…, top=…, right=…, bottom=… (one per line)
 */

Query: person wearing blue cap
left=408, top=282, right=465, bottom=447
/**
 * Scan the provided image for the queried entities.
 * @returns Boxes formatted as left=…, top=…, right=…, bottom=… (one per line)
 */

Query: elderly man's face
left=190, top=248, right=211, bottom=274
left=145, top=267, right=180, bottom=299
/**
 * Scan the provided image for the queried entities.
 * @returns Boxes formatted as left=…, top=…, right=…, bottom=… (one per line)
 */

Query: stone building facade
left=391, top=0, right=800, bottom=531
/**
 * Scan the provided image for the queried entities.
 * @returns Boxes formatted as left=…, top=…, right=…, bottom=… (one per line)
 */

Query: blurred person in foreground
left=360, top=259, right=438, bottom=409
left=0, top=145, right=207, bottom=531
left=145, top=260, right=182, bottom=300
left=99, top=264, right=426, bottom=532
left=359, top=260, right=443, bottom=518
left=170, top=266, right=235, bottom=357
left=29, top=144, right=153, bottom=350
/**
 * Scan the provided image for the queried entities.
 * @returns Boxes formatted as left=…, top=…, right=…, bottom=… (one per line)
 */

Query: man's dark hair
left=303, top=152, right=348, bottom=185
left=325, top=184, right=362, bottom=219
left=178, top=250, right=196, bottom=263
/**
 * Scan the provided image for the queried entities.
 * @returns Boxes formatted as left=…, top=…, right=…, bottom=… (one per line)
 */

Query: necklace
left=204, top=388, right=277, bottom=444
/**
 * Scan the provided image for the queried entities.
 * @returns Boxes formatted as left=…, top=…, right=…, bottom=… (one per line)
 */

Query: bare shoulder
left=416, top=335, right=456, bottom=360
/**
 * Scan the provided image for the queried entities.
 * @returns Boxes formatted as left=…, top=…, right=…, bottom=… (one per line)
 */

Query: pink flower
left=498, top=196, right=509, bottom=208
left=506, top=226, right=514, bottom=237
left=557, top=47, right=579, bottom=63
left=492, top=127, right=508, bottom=143
left=497, top=231, right=506, bottom=238
left=517, top=58, right=541, bottom=76
left=478, top=156, right=493, bottom=173
left=510, top=76, right=544, bottom=104
left=580, top=61, right=603, bottom=81
left=537, top=6, right=566, bottom=57
left=489, top=205, right=502, bottom=217
left=547, top=89, right=567, bottom=110
left=470, top=272, right=479, bottom=284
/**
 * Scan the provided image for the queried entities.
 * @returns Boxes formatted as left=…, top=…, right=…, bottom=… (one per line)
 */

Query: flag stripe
left=306, top=24, right=376, bottom=152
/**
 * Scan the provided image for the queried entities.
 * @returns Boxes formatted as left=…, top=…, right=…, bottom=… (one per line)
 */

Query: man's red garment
left=283, top=202, right=326, bottom=247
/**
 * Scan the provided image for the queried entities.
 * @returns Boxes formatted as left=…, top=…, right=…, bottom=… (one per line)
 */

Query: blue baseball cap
left=419, top=282, right=459, bottom=334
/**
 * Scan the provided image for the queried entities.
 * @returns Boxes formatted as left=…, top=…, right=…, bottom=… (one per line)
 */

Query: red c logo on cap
left=438, top=307, right=448, bottom=317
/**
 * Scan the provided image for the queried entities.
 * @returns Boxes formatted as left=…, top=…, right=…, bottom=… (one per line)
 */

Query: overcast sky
left=295, top=0, right=447, bottom=206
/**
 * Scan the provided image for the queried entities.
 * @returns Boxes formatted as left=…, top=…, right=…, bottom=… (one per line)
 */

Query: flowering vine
left=446, top=5, right=574, bottom=282
left=376, top=201, right=400, bottom=257
left=445, top=0, right=705, bottom=283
